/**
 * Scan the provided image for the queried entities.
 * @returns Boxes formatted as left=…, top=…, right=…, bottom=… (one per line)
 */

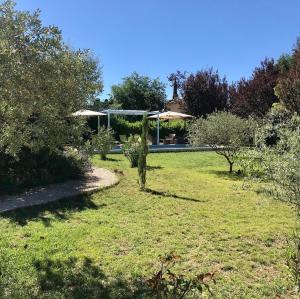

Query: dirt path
left=0, top=167, right=119, bottom=213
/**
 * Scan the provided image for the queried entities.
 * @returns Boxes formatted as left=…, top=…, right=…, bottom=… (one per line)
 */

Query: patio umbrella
left=72, top=109, right=106, bottom=117
left=72, top=109, right=106, bottom=134
left=148, top=111, right=194, bottom=120
left=148, top=111, right=194, bottom=144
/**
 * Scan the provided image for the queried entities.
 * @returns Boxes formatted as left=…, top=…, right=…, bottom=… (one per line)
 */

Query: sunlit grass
left=0, top=152, right=296, bottom=298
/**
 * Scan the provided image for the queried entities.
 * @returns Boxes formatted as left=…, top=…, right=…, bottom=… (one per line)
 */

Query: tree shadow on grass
left=207, top=170, right=245, bottom=181
left=146, top=165, right=163, bottom=171
left=104, top=157, right=122, bottom=162
left=145, top=188, right=206, bottom=203
left=31, top=256, right=146, bottom=299
left=1, top=194, right=103, bottom=226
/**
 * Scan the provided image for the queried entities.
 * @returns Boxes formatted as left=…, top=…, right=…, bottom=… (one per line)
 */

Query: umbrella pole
left=97, top=115, right=100, bottom=135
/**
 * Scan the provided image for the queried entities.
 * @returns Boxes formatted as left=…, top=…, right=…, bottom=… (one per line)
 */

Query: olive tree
left=188, top=111, right=255, bottom=173
left=0, top=1, right=103, bottom=157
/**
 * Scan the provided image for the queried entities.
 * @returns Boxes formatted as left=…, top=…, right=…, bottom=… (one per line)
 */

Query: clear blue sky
left=17, top=0, right=300, bottom=99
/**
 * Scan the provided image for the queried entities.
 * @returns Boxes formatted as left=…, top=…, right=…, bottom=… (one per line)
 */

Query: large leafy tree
left=229, top=58, right=279, bottom=117
left=275, top=39, right=300, bottom=114
left=110, top=72, right=166, bottom=111
left=0, top=1, right=103, bottom=156
left=182, top=68, right=228, bottom=117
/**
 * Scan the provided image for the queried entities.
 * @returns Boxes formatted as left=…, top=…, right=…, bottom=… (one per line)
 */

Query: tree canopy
left=275, top=39, right=300, bottom=114
left=188, top=111, right=255, bottom=172
left=0, top=0, right=103, bottom=156
left=182, top=68, right=228, bottom=117
left=229, top=58, right=279, bottom=118
left=110, top=72, right=166, bottom=111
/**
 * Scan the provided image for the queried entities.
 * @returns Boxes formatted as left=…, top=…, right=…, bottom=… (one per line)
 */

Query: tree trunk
left=229, top=162, right=233, bottom=173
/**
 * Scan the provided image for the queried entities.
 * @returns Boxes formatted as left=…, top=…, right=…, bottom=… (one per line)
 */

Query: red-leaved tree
left=182, top=68, right=228, bottom=117
left=229, top=58, right=279, bottom=117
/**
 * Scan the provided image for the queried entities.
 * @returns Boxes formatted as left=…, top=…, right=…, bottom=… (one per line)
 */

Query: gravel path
left=0, top=167, right=118, bottom=213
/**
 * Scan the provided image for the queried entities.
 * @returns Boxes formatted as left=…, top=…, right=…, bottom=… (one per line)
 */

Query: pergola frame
left=102, top=109, right=161, bottom=144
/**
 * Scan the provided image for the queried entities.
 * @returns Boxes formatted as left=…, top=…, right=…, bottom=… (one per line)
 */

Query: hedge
left=87, top=116, right=188, bottom=142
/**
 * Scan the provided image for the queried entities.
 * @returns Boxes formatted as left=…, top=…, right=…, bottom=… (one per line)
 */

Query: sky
left=16, top=0, right=300, bottom=99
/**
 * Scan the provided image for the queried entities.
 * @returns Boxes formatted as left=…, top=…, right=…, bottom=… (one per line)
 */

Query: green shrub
left=87, top=116, right=188, bottom=143
left=122, top=135, right=141, bottom=167
left=0, top=147, right=89, bottom=194
left=90, top=127, right=115, bottom=160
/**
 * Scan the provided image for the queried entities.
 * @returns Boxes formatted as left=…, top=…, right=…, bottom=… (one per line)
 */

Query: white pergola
left=73, top=109, right=193, bottom=145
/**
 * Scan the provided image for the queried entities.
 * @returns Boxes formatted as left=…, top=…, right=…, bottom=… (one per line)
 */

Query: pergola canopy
left=72, top=109, right=193, bottom=145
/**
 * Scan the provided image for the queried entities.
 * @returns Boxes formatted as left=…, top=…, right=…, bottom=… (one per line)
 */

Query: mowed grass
left=0, top=152, right=297, bottom=298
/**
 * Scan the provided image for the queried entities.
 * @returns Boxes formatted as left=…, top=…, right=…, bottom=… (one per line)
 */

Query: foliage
left=122, top=134, right=141, bottom=168
left=90, top=127, right=115, bottom=160
left=229, top=58, right=279, bottom=117
left=240, top=112, right=300, bottom=206
left=0, top=1, right=102, bottom=157
left=146, top=253, right=216, bottom=299
left=87, top=116, right=187, bottom=144
left=167, top=70, right=187, bottom=99
left=182, top=68, right=228, bottom=117
left=275, top=39, right=300, bottom=114
left=0, top=1, right=102, bottom=192
left=109, top=117, right=187, bottom=141
left=238, top=108, right=300, bottom=294
left=138, top=114, right=148, bottom=190
left=255, top=103, right=292, bottom=146
left=188, top=111, right=255, bottom=172
left=0, top=147, right=89, bottom=194
left=110, top=72, right=166, bottom=111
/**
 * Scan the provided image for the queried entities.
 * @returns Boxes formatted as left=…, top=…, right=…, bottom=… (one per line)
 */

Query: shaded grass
left=0, top=152, right=297, bottom=298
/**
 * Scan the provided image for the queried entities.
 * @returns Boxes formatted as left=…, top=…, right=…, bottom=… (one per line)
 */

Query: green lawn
left=0, top=152, right=296, bottom=298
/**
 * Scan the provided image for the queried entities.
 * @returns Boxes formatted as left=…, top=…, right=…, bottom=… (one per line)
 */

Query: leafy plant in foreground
left=146, top=253, right=216, bottom=299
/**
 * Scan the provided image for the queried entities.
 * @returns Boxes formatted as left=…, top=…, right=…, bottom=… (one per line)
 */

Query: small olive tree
left=188, top=111, right=255, bottom=173
left=122, top=135, right=141, bottom=167
left=91, top=127, right=115, bottom=160
left=138, top=114, right=149, bottom=190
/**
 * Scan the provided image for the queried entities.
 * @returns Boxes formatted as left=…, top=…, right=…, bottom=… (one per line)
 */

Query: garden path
left=0, top=168, right=118, bottom=213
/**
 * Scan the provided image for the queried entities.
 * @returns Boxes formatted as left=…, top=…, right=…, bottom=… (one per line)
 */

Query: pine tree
left=138, top=114, right=149, bottom=190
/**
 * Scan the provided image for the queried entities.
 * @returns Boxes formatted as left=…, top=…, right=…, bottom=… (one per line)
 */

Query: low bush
left=90, top=127, right=115, bottom=160
left=122, top=135, right=141, bottom=167
left=0, top=147, right=89, bottom=194
left=146, top=253, right=216, bottom=298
